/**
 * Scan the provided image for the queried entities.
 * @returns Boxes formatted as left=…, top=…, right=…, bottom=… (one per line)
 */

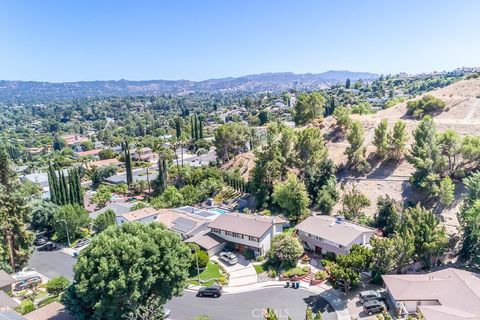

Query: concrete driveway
left=212, top=254, right=258, bottom=287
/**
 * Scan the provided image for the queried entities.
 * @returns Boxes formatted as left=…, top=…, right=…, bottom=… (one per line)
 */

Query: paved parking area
left=212, top=254, right=258, bottom=287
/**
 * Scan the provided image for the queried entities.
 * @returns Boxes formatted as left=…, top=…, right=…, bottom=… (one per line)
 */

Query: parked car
left=38, top=242, right=57, bottom=251
left=219, top=252, right=238, bottom=265
left=197, top=285, right=222, bottom=298
left=359, top=290, right=383, bottom=303
left=14, top=276, right=42, bottom=291
left=164, top=308, right=171, bottom=318
left=74, top=238, right=91, bottom=248
left=34, top=237, right=47, bottom=246
left=363, top=300, right=386, bottom=315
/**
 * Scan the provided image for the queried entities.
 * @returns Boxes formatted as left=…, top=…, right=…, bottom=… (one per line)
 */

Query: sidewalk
left=187, top=280, right=351, bottom=320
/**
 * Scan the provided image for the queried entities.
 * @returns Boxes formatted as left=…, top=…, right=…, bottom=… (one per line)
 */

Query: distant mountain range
left=0, top=70, right=378, bottom=102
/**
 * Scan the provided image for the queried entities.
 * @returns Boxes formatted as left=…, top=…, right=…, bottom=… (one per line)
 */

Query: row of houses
left=96, top=203, right=376, bottom=257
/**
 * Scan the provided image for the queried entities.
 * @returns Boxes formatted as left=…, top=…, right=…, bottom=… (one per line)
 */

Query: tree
left=98, top=149, right=116, bottom=160
left=151, top=186, right=185, bottom=209
left=373, top=120, right=389, bottom=158
left=258, top=110, right=269, bottom=125
left=370, top=236, right=396, bottom=283
left=305, top=307, right=314, bottom=320
left=91, top=165, right=117, bottom=185
left=336, top=244, right=373, bottom=272
left=293, top=92, right=326, bottom=125
left=91, top=184, right=113, bottom=209
left=296, top=127, right=327, bottom=169
left=187, top=244, right=209, bottom=274
left=314, top=311, right=323, bottom=320
left=124, top=141, right=133, bottom=186
left=213, top=123, right=249, bottom=163
left=391, top=231, right=415, bottom=274
left=272, top=174, right=310, bottom=221
left=304, top=159, right=338, bottom=214
left=458, top=173, right=480, bottom=267
left=53, top=204, right=90, bottom=243
left=0, top=146, right=33, bottom=270
left=345, top=78, right=351, bottom=89
left=398, top=205, right=448, bottom=267
left=333, top=106, right=352, bottom=132
left=389, top=120, right=408, bottom=159
left=123, top=295, right=167, bottom=320
left=345, top=120, right=370, bottom=172
left=407, top=95, right=446, bottom=118
left=153, top=157, right=168, bottom=195
left=62, top=223, right=190, bottom=320
left=30, top=200, right=59, bottom=232
left=94, top=209, right=116, bottom=233
left=408, top=116, right=443, bottom=197
left=438, top=129, right=462, bottom=173
left=375, top=196, right=401, bottom=236
left=269, top=233, right=303, bottom=268
left=438, top=176, right=455, bottom=206
left=46, top=276, right=70, bottom=295
left=341, top=186, right=371, bottom=220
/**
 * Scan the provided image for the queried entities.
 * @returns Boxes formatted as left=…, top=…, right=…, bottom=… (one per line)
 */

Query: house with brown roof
left=206, top=213, right=286, bottom=256
left=295, top=215, right=375, bottom=256
left=0, top=271, right=18, bottom=310
left=155, top=209, right=210, bottom=240
left=382, top=268, right=480, bottom=319
left=115, top=207, right=159, bottom=224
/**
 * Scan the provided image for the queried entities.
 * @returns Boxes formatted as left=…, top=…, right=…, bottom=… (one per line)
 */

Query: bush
left=46, top=276, right=70, bottom=295
left=16, top=299, right=35, bottom=315
left=267, top=269, right=278, bottom=278
left=283, top=267, right=308, bottom=278
left=315, top=270, right=328, bottom=280
left=323, top=252, right=337, bottom=262
left=243, top=249, right=255, bottom=261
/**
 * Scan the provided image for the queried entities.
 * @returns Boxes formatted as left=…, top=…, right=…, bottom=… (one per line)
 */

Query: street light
left=55, top=219, right=71, bottom=247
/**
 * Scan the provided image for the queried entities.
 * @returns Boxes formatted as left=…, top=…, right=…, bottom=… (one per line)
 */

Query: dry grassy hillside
left=326, top=78, right=480, bottom=234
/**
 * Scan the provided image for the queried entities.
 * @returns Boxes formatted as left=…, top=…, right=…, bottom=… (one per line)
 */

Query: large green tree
left=213, top=122, right=250, bottom=163
left=53, top=204, right=90, bottom=243
left=293, top=92, right=326, bottom=125
left=272, top=173, right=310, bottom=221
left=268, top=233, right=303, bottom=268
left=345, top=120, right=370, bottom=172
left=62, top=223, right=191, bottom=320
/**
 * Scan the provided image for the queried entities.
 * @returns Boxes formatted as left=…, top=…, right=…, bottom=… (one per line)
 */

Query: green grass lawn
left=254, top=262, right=267, bottom=274
left=188, top=261, right=221, bottom=286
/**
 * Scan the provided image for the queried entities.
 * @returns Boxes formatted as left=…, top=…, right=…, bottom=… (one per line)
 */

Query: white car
left=219, top=252, right=238, bottom=265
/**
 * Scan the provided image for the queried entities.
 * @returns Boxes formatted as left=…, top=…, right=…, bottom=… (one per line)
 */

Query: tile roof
left=0, top=271, right=15, bottom=289
left=383, top=268, right=480, bottom=320
left=24, top=302, right=74, bottom=320
left=89, top=202, right=135, bottom=219
left=120, top=207, right=158, bottom=222
left=0, top=292, right=18, bottom=309
left=295, top=215, right=375, bottom=247
left=207, top=213, right=286, bottom=238
left=185, top=231, right=225, bottom=250
left=155, top=209, right=209, bottom=236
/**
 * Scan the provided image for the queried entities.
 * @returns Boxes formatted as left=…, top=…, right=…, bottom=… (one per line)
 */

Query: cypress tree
left=124, top=141, right=133, bottom=186
left=198, top=115, right=204, bottom=139
left=48, top=165, right=59, bottom=204
left=58, top=170, right=68, bottom=205
left=75, top=168, right=84, bottom=205
left=68, top=170, right=76, bottom=205
left=156, top=157, right=168, bottom=194
left=190, top=117, right=195, bottom=140
left=175, top=117, right=181, bottom=139
left=193, top=114, right=198, bottom=141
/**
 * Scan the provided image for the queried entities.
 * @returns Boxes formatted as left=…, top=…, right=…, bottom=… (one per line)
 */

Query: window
left=248, top=236, right=259, bottom=242
left=211, top=228, right=221, bottom=234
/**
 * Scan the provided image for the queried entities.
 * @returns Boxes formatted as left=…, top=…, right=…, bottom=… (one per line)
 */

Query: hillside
left=0, top=71, right=377, bottom=102
left=326, top=78, right=480, bottom=234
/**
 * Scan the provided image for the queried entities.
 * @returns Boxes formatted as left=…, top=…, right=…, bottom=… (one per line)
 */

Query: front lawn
left=188, top=261, right=222, bottom=286
left=254, top=262, right=267, bottom=274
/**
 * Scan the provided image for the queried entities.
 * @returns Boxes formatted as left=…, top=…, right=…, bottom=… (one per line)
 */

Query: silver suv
left=359, top=290, right=382, bottom=303
left=219, top=252, right=238, bottom=265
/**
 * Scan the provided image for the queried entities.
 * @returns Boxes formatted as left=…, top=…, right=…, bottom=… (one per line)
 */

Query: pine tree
left=390, top=120, right=408, bottom=159
left=174, top=117, right=182, bottom=139
left=345, top=120, right=370, bottom=172
left=373, top=119, right=390, bottom=158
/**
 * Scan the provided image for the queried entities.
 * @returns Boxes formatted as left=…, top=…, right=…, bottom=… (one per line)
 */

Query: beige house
left=206, top=213, right=286, bottom=256
left=295, top=215, right=375, bottom=256
left=383, top=268, right=480, bottom=319
left=115, top=207, right=159, bottom=225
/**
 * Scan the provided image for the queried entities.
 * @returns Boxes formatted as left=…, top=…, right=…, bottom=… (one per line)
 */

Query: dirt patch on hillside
left=221, top=151, right=256, bottom=180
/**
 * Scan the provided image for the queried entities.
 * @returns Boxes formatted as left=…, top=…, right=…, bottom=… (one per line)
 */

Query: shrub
left=16, top=299, right=35, bottom=315
left=267, top=269, right=278, bottom=278
left=315, top=270, right=328, bottom=280
left=188, top=244, right=209, bottom=273
left=46, top=276, right=70, bottom=295
left=283, top=267, right=308, bottom=278
left=243, top=249, right=255, bottom=261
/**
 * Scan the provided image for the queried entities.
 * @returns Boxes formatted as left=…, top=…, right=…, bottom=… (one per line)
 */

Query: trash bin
left=295, top=282, right=300, bottom=289
left=285, top=281, right=290, bottom=288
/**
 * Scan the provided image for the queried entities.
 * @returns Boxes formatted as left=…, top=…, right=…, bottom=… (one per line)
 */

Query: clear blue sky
left=1, top=0, right=479, bottom=82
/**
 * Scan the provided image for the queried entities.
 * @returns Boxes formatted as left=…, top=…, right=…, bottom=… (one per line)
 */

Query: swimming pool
left=210, top=208, right=228, bottom=214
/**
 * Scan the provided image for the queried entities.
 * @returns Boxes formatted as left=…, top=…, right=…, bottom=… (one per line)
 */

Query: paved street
left=166, top=288, right=336, bottom=320
left=29, top=248, right=76, bottom=281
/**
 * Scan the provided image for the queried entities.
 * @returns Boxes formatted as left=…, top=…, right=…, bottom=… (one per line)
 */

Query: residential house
left=0, top=308, right=27, bottom=320
left=206, top=213, right=286, bottom=256
left=295, top=215, right=375, bottom=256
left=131, top=147, right=154, bottom=162
left=185, top=231, right=226, bottom=256
left=115, top=207, right=159, bottom=225
left=382, top=268, right=480, bottom=319
left=24, top=302, right=74, bottom=320
left=0, top=271, right=18, bottom=310
left=89, top=202, right=135, bottom=219
left=155, top=209, right=210, bottom=240
left=75, top=149, right=102, bottom=159
left=85, top=158, right=121, bottom=169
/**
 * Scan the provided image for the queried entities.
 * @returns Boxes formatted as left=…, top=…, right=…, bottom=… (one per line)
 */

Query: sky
left=0, top=0, right=479, bottom=82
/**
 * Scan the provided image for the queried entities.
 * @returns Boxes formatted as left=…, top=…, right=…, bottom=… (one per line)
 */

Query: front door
left=315, top=246, right=322, bottom=255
